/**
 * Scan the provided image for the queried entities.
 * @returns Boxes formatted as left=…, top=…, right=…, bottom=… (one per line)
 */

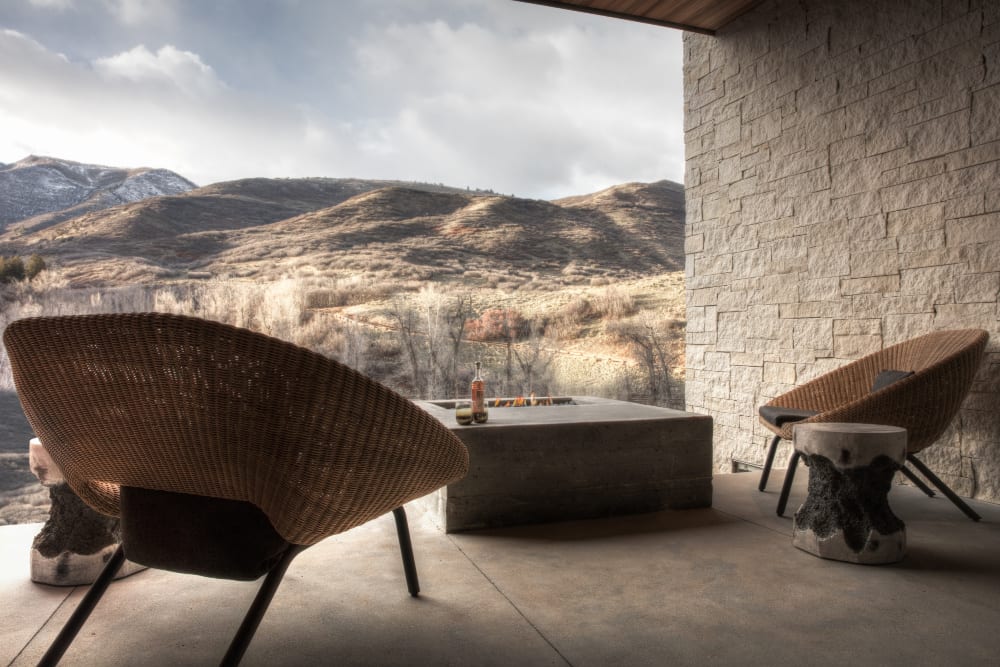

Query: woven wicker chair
left=4, top=313, right=469, bottom=666
left=757, top=328, right=989, bottom=520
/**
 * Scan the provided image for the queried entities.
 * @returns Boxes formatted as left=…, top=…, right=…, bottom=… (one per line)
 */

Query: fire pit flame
left=492, top=395, right=557, bottom=408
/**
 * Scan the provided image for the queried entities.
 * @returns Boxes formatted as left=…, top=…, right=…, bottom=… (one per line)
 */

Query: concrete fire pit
left=414, top=396, right=713, bottom=532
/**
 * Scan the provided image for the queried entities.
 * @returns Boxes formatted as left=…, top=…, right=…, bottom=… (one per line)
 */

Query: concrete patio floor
left=2, top=471, right=999, bottom=666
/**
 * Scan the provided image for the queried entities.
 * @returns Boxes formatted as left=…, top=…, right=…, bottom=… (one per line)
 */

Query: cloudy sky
left=0, top=0, right=684, bottom=199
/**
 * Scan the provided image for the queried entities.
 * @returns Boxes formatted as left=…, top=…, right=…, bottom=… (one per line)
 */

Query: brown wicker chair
left=757, top=328, right=989, bottom=520
left=3, top=313, right=469, bottom=666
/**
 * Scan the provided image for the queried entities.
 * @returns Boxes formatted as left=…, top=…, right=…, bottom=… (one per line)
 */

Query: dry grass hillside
left=1, top=177, right=684, bottom=288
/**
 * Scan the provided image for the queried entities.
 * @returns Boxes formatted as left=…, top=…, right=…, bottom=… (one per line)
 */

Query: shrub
left=0, top=256, right=25, bottom=283
left=592, top=285, right=637, bottom=320
left=25, top=255, right=46, bottom=280
left=466, top=308, right=529, bottom=342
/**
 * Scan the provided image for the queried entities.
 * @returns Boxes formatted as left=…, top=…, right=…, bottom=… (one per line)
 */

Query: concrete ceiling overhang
left=513, top=0, right=762, bottom=34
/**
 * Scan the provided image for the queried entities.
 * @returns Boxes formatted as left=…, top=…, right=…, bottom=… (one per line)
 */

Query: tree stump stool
left=791, top=423, right=907, bottom=564
left=29, top=438, right=145, bottom=586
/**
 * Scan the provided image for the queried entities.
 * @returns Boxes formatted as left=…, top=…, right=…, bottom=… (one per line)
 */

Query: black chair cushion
left=119, top=486, right=293, bottom=581
left=758, top=406, right=819, bottom=427
left=872, top=369, right=915, bottom=392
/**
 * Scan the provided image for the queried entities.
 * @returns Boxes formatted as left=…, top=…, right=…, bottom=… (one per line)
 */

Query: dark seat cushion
left=120, top=486, right=293, bottom=581
left=758, top=406, right=819, bottom=427
left=872, top=369, right=915, bottom=392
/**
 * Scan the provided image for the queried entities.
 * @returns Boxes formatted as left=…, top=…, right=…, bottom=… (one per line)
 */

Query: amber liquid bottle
left=471, top=361, right=488, bottom=423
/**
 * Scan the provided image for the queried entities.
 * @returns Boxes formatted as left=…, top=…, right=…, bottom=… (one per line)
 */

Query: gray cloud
left=0, top=0, right=683, bottom=198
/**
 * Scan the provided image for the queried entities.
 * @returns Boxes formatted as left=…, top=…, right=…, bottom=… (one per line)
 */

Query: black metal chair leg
left=393, top=507, right=420, bottom=597
left=220, top=545, right=306, bottom=667
left=776, top=451, right=802, bottom=517
left=898, top=463, right=936, bottom=497
left=38, top=544, right=127, bottom=667
left=907, top=453, right=982, bottom=522
left=758, top=434, right=782, bottom=491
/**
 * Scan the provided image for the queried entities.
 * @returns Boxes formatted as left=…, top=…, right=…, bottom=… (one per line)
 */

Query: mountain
left=0, top=155, right=196, bottom=234
left=0, top=176, right=685, bottom=287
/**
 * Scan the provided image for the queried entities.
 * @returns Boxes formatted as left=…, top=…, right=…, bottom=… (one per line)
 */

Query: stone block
left=971, top=454, right=1000, bottom=501
left=779, top=299, right=851, bottom=319
left=882, top=313, right=935, bottom=345
left=414, top=398, right=713, bottom=532
left=897, top=230, right=946, bottom=253
left=886, top=202, right=945, bottom=236
left=830, top=135, right=866, bottom=166
left=685, top=344, right=706, bottom=370
left=972, top=84, right=1000, bottom=144
left=706, top=223, right=758, bottom=252
left=987, top=188, right=1000, bottom=213
left=933, top=302, right=996, bottom=329
left=832, top=157, right=882, bottom=198
left=961, top=241, right=1000, bottom=272
left=840, top=274, right=901, bottom=295
left=899, top=265, right=957, bottom=299
left=807, top=244, right=850, bottom=278
left=687, top=287, right=719, bottom=306
left=946, top=212, right=1000, bottom=246
left=795, top=191, right=834, bottom=226
left=955, top=272, right=999, bottom=303
left=831, top=191, right=883, bottom=219
left=866, top=123, right=907, bottom=156
left=704, top=351, right=731, bottom=371
left=687, top=306, right=706, bottom=333
left=717, top=287, right=749, bottom=312
left=695, top=253, right=733, bottom=276
left=716, top=312, right=748, bottom=352
left=847, top=214, right=889, bottom=242
left=716, top=115, right=742, bottom=147
left=731, top=366, right=763, bottom=397
left=879, top=174, right=950, bottom=212
left=908, top=109, right=971, bottom=161
left=719, top=156, right=741, bottom=184
left=833, top=318, right=881, bottom=335
left=793, top=318, right=834, bottom=350
left=762, top=361, right=796, bottom=384
left=706, top=306, right=719, bottom=331
left=686, top=233, right=705, bottom=253
left=730, top=352, right=763, bottom=368
left=756, top=273, right=799, bottom=304
left=850, top=249, right=900, bottom=277
left=732, top=247, right=771, bottom=279
left=834, top=334, right=883, bottom=359
left=898, top=246, right=963, bottom=269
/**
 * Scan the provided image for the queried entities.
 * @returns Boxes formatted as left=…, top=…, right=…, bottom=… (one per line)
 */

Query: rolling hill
left=0, top=175, right=685, bottom=288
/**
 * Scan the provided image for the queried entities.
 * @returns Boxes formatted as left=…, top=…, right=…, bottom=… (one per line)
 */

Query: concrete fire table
left=791, top=423, right=907, bottom=564
left=29, top=438, right=145, bottom=585
left=414, top=397, right=713, bottom=532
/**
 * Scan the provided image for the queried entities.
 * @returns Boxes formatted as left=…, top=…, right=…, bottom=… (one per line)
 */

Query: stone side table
left=791, top=423, right=907, bottom=564
left=29, top=438, right=145, bottom=585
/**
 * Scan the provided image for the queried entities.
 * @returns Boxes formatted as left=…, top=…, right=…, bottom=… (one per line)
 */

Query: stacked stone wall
left=683, top=0, right=1000, bottom=499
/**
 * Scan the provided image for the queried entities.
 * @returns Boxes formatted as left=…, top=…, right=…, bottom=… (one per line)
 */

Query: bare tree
left=389, top=297, right=426, bottom=398
left=443, top=293, right=474, bottom=397
left=608, top=314, right=683, bottom=408
left=512, top=318, right=555, bottom=396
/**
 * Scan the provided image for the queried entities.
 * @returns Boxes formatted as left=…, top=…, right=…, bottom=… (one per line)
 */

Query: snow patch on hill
left=0, top=156, right=196, bottom=229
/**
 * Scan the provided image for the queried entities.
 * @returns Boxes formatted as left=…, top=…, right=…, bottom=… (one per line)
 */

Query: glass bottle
left=471, top=361, right=488, bottom=423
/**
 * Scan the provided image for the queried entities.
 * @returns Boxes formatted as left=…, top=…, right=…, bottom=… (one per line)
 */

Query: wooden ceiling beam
left=513, top=0, right=763, bottom=34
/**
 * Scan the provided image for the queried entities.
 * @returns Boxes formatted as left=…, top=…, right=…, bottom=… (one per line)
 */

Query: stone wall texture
left=683, top=0, right=1000, bottom=500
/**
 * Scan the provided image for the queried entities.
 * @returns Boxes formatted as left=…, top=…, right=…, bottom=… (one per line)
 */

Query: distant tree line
left=0, top=255, right=46, bottom=284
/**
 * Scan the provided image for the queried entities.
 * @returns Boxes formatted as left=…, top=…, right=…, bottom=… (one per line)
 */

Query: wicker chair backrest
left=766, top=328, right=989, bottom=452
left=4, top=313, right=469, bottom=545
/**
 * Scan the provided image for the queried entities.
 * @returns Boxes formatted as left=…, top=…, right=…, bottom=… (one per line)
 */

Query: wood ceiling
left=513, top=0, right=762, bottom=34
